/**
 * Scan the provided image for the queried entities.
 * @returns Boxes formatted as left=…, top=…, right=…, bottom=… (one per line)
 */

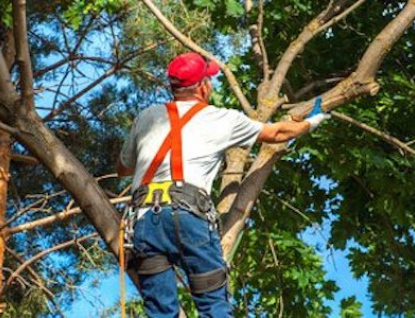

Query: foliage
left=0, top=1, right=12, bottom=27
left=2, top=0, right=415, bottom=317
left=63, top=0, right=124, bottom=30
left=340, top=296, right=363, bottom=318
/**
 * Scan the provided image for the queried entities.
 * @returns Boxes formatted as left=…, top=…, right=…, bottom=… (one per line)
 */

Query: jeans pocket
left=178, top=210, right=210, bottom=247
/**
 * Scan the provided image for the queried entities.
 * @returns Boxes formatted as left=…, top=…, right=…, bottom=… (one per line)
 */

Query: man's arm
left=258, top=96, right=331, bottom=143
left=117, top=158, right=134, bottom=177
left=257, top=121, right=311, bottom=143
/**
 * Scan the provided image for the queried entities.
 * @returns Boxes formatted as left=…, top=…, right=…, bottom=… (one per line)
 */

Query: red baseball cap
left=167, top=52, right=220, bottom=88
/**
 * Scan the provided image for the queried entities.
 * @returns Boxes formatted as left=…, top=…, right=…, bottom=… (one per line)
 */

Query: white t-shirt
left=120, top=101, right=263, bottom=194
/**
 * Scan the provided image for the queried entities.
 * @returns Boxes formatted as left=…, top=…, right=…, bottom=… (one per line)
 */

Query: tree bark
left=0, top=130, right=11, bottom=295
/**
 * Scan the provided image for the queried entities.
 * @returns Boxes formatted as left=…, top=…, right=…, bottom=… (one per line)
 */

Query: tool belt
left=131, top=181, right=215, bottom=223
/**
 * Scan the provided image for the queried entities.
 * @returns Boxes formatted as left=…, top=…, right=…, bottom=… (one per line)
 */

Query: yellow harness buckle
left=144, top=181, right=173, bottom=206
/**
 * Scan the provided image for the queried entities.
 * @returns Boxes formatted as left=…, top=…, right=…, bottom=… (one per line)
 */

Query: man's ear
left=201, top=79, right=212, bottom=99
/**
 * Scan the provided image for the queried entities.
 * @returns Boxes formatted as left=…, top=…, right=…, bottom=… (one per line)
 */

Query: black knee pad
left=137, top=254, right=172, bottom=275
left=189, top=267, right=227, bottom=294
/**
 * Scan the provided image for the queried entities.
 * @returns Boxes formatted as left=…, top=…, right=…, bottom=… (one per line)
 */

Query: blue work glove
left=305, top=96, right=331, bottom=131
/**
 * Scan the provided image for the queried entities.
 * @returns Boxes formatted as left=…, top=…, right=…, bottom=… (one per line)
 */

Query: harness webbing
left=141, top=101, right=207, bottom=184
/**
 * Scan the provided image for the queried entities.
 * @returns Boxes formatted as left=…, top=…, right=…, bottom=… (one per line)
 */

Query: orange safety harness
left=119, top=101, right=207, bottom=316
left=141, top=101, right=207, bottom=184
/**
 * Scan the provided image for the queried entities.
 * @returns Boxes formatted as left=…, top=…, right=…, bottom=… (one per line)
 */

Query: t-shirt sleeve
left=225, top=109, right=264, bottom=148
left=119, top=117, right=138, bottom=169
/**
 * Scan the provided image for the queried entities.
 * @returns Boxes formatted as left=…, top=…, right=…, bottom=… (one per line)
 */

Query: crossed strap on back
left=141, top=101, right=207, bottom=185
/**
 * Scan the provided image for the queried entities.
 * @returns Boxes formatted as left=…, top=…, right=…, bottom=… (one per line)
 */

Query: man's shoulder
left=204, top=105, right=246, bottom=119
left=136, top=104, right=166, bottom=120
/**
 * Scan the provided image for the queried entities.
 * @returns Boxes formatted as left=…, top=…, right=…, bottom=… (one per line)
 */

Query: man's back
left=121, top=101, right=262, bottom=193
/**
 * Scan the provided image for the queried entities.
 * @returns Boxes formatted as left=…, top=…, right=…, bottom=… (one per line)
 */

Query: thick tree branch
left=288, top=0, right=415, bottom=119
left=140, top=0, right=255, bottom=118
left=331, top=110, right=415, bottom=157
left=355, top=0, right=415, bottom=80
left=217, top=148, right=250, bottom=214
left=12, top=0, right=35, bottom=111
left=5, top=233, right=98, bottom=287
left=258, top=0, right=366, bottom=121
left=222, top=141, right=288, bottom=258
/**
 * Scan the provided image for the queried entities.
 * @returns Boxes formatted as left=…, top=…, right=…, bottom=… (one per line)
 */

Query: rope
left=119, top=219, right=126, bottom=318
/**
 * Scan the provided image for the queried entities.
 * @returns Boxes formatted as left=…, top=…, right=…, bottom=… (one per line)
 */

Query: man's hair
left=170, top=78, right=209, bottom=97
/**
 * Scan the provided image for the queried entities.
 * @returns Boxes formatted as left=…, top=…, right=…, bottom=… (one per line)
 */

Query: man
left=117, top=52, right=329, bottom=317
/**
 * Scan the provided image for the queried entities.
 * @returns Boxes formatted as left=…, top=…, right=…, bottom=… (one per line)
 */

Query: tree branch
left=316, top=0, right=367, bottom=33
left=245, top=0, right=269, bottom=80
left=43, top=66, right=117, bottom=121
left=355, top=0, right=415, bottom=80
left=331, top=110, right=415, bottom=157
left=259, top=0, right=366, bottom=121
left=217, top=148, right=250, bottom=214
left=0, top=53, right=15, bottom=95
left=0, top=122, right=18, bottom=135
left=42, top=40, right=170, bottom=121
left=292, top=77, right=344, bottom=101
left=5, top=233, right=98, bottom=287
left=288, top=0, right=415, bottom=119
left=12, top=0, right=35, bottom=111
left=222, top=140, right=289, bottom=258
left=257, top=0, right=269, bottom=80
left=5, top=247, right=55, bottom=299
left=9, top=196, right=131, bottom=234
left=140, top=0, right=255, bottom=118
left=1, top=29, right=16, bottom=70
left=11, top=153, right=39, bottom=165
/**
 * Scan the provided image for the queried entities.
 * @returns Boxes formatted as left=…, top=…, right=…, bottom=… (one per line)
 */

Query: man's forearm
left=273, top=121, right=311, bottom=142
left=257, top=121, right=310, bottom=143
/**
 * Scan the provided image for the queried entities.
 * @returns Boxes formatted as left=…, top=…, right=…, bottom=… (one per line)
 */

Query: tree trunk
left=13, top=111, right=122, bottom=254
left=0, top=130, right=11, bottom=296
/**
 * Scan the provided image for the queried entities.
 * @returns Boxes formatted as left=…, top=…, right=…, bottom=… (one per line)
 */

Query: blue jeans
left=133, top=206, right=233, bottom=317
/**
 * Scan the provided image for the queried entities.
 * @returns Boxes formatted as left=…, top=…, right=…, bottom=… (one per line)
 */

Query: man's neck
left=174, top=96, right=207, bottom=103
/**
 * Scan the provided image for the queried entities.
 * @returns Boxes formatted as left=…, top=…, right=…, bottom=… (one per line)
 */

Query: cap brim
left=206, top=60, right=220, bottom=77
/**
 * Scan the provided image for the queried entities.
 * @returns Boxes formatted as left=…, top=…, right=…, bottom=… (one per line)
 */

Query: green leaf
left=225, top=0, right=244, bottom=17
left=340, top=296, right=363, bottom=318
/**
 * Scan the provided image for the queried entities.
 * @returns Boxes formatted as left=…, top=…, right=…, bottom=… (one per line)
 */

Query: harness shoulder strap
left=166, top=102, right=184, bottom=181
left=141, top=101, right=207, bottom=185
